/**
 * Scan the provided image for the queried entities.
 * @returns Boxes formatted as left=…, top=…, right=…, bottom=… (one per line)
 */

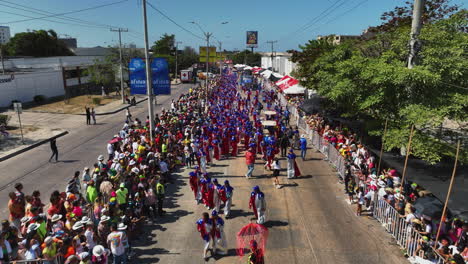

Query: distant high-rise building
left=59, top=38, right=78, bottom=49
left=129, top=43, right=137, bottom=49
left=0, top=26, right=11, bottom=44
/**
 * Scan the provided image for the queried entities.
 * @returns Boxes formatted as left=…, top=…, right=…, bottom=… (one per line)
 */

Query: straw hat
left=27, top=223, right=39, bottom=233
left=20, top=216, right=31, bottom=225
left=51, top=214, right=62, bottom=223
left=72, top=221, right=84, bottom=231
left=117, top=223, right=127, bottom=231
left=93, top=245, right=105, bottom=257
left=100, top=215, right=110, bottom=223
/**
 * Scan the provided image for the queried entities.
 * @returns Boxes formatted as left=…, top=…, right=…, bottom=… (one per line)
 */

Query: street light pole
left=110, top=28, right=128, bottom=103
left=142, top=0, right=155, bottom=141
left=217, top=41, right=222, bottom=75
left=205, top=32, right=212, bottom=101
left=267, top=40, right=277, bottom=71
left=175, top=41, right=182, bottom=84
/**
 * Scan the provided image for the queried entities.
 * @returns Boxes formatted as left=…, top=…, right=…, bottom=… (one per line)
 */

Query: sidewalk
left=0, top=96, right=145, bottom=160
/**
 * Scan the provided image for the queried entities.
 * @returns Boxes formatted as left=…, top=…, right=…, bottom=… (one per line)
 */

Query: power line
left=146, top=1, right=204, bottom=40
left=0, top=10, right=108, bottom=29
left=301, top=0, right=370, bottom=37
left=0, top=0, right=114, bottom=29
left=278, top=0, right=349, bottom=42
left=0, top=0, right=129, bottom=24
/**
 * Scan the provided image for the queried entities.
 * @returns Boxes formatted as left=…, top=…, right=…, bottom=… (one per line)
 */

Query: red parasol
left=108, top=137, right=122, bottom=144
left=236, top=223, right=268, bottom=258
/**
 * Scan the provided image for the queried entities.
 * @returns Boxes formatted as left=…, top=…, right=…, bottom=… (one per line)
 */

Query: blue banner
left=151, top=58, right=171, bottom=95
left=129, top=58, right=147, bottom=95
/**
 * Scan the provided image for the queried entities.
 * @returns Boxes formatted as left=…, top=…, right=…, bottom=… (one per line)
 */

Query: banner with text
left=129, top=58, right=147, bottom=95
left=199, top=46, right=217, bottom=62
left=151, top=57, right=171, bottom=95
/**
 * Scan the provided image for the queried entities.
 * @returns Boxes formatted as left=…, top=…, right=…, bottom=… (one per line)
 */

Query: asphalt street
left=0, top=82, right=407, bottom=263
left=131, top=148, right=407, bottom=264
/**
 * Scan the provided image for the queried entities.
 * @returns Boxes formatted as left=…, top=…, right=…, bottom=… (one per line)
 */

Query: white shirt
left=107, top=231, right=126, bottom=256
left=159, top=161, right=168, bottom=173
left=85, top=229, right=96, bottom=249
left=406, top=213, right=416, bottom=223
left=273, top=161, right=281, bottom=170
left=107, top=143, right=114, bottom=155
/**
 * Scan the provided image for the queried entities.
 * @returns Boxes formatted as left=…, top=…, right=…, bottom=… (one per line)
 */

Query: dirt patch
left=28, top=95, right=119, bottom=114
left=6, top=125, right=40, bottom=135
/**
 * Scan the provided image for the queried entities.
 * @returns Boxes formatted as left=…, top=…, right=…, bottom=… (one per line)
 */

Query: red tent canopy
left=276, top=76, right=298, bottom=91
left=252, top=67, right=263, bottom=74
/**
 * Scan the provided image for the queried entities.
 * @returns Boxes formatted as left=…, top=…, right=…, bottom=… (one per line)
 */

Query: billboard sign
left=151, top=58, right=171, bottom=95
left=129, top=58, right=147, bottom=95
left=246, top=31, right=258, bottom=48
left=199, top=46, right=217, bottom=62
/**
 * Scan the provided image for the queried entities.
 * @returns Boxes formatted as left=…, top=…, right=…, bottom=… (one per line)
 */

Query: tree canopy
left=86, top=44, right=144, bottom=88
left=291, top=5, right=467, bottom=164
left=229, top=50, right=261, bottom=66
left=4, top=29, right=74, bottom=57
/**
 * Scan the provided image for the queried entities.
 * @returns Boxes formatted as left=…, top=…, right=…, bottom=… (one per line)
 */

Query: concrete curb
left=23, top=97, right=148, bottom=116
left=0, top=131, right=69, bottom=162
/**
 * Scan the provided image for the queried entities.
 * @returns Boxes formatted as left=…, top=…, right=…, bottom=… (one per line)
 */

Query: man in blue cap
left=222, top=180, right=234, bottom=218
left=249, top=186, right=266, bottom=224
left=211, top=210, right=227, bottom=255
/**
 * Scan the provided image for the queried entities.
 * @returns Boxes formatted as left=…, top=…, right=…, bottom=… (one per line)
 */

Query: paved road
left=0, top=82, right=407, bottom=263
left=132, top=149, right=408, bottom=263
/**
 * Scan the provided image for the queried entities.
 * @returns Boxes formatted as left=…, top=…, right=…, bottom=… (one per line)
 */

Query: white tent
left=244, top=66, right=253, bottom=70
left=260, top=70, right=272, bottom=79
left=272, top=72, right=283, bottom=78
left=283, top=84, right=306, bottom=94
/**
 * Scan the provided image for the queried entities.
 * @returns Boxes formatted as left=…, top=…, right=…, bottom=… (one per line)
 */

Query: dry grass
left=7, top=125, right=39, bottom=135
left=29, top=95, right=118, bottom=114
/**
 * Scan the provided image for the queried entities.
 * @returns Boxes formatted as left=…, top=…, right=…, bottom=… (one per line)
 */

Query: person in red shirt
left=245, top=147, right=256, bottom=179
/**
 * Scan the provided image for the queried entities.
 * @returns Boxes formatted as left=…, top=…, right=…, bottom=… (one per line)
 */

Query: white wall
left=0, top=71, right=64, bottom=107
left=0, top=56, right=101, bottom=71
left=261, top=55, right=297, bottom=76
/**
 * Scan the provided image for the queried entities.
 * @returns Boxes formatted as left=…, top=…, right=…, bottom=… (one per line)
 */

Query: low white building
left=0, top=56, right=101, bottom=108
left=0, top=26, right=11, bottom=44
left=260, top=52, right=297, bottom=76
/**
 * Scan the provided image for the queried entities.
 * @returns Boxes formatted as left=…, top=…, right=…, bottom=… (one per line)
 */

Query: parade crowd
left=4, top=72, right=307, bottom=264
left=302, top=113, right=468, bottom=263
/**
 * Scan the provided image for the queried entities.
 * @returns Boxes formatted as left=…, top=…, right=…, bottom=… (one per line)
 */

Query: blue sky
left=1, top=0, right=466, bottom=52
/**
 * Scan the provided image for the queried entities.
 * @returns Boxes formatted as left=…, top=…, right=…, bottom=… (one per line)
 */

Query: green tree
left=85, top=44, right=144, bottom=88
left=5, top=29, right=74, bottom=57
left=151, top=33, right=175, bottom=55
left=229, top=50, right=261, bottom=66
left=151, top=34, right=176, bottom=76
left=293, top=9, right=468, bottom=164
left=178, top=46, right=199, bottom=70
left=376, top=0, right=459, bottom=32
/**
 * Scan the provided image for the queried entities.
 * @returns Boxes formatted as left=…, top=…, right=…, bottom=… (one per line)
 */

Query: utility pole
left=407, top=0, right=425, bottom=69
left=267, top=40, right=277, bottom=71
left=142, top=0, right=155, bottom=141
left=205, top=32, right=212, bottom=100
left=174, top=41, right=182, bottom=84
left=110, top=28, right=128, bottom=103
left=0, top=44, right=5, bottom=75
left=217, top=41, right=222, bottom=75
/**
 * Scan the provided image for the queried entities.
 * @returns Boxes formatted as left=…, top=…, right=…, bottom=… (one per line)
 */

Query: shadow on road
left=209, top=248, right=238, bottom=261
left=263, top=220, right=289, bottom=228
left=226, top=209, right=254, bottom=219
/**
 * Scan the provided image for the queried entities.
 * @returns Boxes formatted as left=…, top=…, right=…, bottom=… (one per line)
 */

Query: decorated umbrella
left=236, top=223, right=269, bottom=258
left=108, top=137, right=123, bottom=144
